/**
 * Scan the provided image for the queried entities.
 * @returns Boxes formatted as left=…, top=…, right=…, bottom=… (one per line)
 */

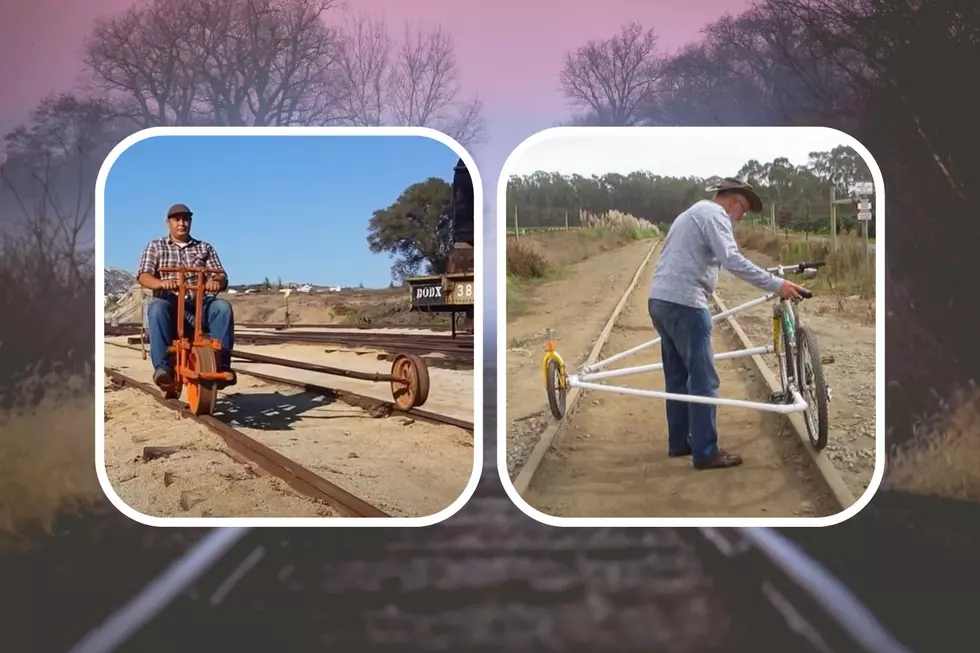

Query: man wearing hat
left=648, top=178, right=806, bottom=470
left=136, top=203, right=236, bottom=391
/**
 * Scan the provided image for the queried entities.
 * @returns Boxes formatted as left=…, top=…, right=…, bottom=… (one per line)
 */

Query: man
left=136, top=203, right=236, bottom=391
left=648, top=178, right=806, bottom=470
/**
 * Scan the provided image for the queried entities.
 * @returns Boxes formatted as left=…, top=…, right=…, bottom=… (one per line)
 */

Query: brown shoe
left=693, top=450, right=743, bottom=470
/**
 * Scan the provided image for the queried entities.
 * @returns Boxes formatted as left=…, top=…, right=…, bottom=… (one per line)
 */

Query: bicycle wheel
left=796, top=324, right=829, bottom=450
left=545, top=358, right=567, bottom=420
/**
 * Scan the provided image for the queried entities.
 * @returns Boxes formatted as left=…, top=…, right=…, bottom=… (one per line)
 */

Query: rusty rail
left=104, top=368, right=389, bottom=518
left=104, top=340, right=474, bottom=433
left=231, top=349, right=396, bottom=382
left=237, top=368, right=474, bottom=433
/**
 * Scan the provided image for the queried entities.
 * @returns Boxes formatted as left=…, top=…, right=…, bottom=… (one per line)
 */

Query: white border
left=496, top=126, right=885, bottom=527
left=96, top=126, right=484, bottom=527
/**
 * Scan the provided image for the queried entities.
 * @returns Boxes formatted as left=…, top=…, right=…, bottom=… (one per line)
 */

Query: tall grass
left=886, top=385, right=980, bottom=502
left=0, top=231, right=100, bottom=545
left=734, top=225, right=875, bottom=300
left=580, top=209, right=661, bottom=239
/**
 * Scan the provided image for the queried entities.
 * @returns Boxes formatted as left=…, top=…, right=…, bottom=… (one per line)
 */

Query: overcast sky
left=504, top=127, right=868, bottom=179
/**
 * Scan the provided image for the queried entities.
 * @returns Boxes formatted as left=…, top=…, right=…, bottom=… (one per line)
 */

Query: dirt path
left=521, top=250, right=839, bottom=519
left=104, top=345, right=473, bottom=518
left=504, top=239, right=657, bottom=475
left=713, top=249, right=877, bottom=497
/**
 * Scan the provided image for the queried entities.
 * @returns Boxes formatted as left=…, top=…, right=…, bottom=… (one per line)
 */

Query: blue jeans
left=648, top=298, right=720, bottom=462
left=146, top=295, right=234, bottom=373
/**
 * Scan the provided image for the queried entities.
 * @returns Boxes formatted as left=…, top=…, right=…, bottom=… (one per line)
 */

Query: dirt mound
left=104, top=284, right=149, bottom=323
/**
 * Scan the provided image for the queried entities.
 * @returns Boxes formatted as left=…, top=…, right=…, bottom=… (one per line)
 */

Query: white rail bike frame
left=566, top=263, right=817, bottom=415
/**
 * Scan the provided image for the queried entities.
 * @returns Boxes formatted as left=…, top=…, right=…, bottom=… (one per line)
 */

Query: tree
left=84, top=0, right=348, bottom=127
left=367, top=177, right=452, bottom=281
left=2, top=93, right=118, bottom=283
left=506, top=148, right=863, bottom=231
left=335, top=11, right=486, bottom=146
left=0, top=93, right=118, bottom=400
left=558, top=22, right=664, bottom=126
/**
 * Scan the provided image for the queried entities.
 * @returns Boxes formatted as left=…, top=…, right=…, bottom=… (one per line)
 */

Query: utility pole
left=513, top=203, right=519, bottom=240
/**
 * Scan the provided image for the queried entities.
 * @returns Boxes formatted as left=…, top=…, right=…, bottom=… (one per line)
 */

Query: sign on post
left=857, top=199, right=871, bottom=211
left=858, top=211, right=872, bottom=221
left=852, top=181, right=874, bottom=196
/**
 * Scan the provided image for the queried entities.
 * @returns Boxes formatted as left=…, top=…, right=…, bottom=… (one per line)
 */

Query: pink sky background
left=2, top=0, right=749, bottom=165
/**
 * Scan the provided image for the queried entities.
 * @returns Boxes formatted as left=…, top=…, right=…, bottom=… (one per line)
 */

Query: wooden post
left=564, top=209, right=569, bottom=231
left=863, top=218, right=871, bottom=266
left=514, top=203, right=519, bottom=240
left=770, top=202, right=776, bottom=234
left=830, top=186, right=838, bottom=252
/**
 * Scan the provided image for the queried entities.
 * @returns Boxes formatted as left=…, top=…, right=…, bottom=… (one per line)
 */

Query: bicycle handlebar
left=767, top=260, right=827, bottom=275
left=158, top=266, right=222, bottom=274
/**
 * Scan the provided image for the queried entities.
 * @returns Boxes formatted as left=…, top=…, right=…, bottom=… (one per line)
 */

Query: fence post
left=830, top=186, right=838, bottom=252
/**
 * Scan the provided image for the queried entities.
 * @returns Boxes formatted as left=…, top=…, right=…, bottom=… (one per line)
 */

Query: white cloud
left=505, top=127, right=859, bottom=179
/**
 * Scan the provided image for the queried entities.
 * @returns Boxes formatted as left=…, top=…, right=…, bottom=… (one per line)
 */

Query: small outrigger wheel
left=546, top=358, right=567, bottom=420
left=186, top=344, right=218, bottom=416
left=391, top=353, right=430, bottom=410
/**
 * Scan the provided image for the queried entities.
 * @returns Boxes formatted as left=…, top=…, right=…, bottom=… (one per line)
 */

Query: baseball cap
left=167, top=203, right=193, bottom=218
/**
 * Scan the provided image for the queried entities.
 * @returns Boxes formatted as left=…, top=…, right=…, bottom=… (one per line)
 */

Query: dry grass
left=580, top=209, right=661, bottom=240
left=0, top=225, right=99, bottom=546
left=886, top=385, right=980, bottom=503
left=0, top=372, right=101, bottom=545
left=506, top=239, right=551, bottom=279
left=734, top=225, right=876, bottom=301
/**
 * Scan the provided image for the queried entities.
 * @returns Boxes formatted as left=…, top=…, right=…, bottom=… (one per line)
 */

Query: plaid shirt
left=137, top=236, right=227, bottom=299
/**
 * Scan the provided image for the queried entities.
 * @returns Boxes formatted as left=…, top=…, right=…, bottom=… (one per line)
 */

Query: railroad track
left=105, top=326, right=474, bottom=360
left=65, top=486, right=912, bottom=653
left=104, top=368, right=389, bottom=518
left=509, top=238, right=862, bottom=519
left=103, top=341, right=474, bottom=433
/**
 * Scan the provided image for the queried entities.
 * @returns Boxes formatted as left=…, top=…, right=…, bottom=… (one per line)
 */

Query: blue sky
left=103, top=134, right=461, bottom=288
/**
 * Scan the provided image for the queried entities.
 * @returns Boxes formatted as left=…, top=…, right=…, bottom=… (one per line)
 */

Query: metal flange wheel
left=390, top=353, right=430, bottom=410
left=186, top=344, right=218, bottom=416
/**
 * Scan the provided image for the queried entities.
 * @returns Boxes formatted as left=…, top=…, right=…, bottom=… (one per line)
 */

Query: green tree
left=367, top=177, right=453, bottom=281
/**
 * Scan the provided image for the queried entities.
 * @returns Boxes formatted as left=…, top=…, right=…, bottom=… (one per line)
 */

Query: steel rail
left=103, top=340, right=474, bottom=432
left=104, top=368, right=389, bottom=518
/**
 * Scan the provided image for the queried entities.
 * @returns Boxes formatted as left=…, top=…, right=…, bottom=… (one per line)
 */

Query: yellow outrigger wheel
left=541, top=328, right=568, bottom=420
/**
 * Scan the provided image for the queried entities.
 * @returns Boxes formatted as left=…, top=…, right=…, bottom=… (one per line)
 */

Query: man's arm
left=136, top=241, right=167, bottom=291
left=204, top=243, right=229, bottom=292
left=699, top=212, right=784, bottom=293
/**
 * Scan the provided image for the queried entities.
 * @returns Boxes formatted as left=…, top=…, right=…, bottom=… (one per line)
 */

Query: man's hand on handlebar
left=778, top=278, right=807, bottom=300
left=158, top=278, right=181, bottom=291
left=204, top=279, right=222, bottom=293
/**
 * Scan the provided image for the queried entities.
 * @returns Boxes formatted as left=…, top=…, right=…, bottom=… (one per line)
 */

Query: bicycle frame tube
left=575, top=345, right=774, bottom=382
left=569, top=379, right=809, bottom=414
left=582, top=292, right=776, bottom=374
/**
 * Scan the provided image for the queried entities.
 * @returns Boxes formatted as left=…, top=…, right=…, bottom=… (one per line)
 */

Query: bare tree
left=2, top=94, right=118, bottom=282
left=335, top=15, right=487, bottom=146
left=334, top=10, right=391, bottom=126
left=558, top=22, right=664, bottom=126
left=84, top=0, right=347, bottom=127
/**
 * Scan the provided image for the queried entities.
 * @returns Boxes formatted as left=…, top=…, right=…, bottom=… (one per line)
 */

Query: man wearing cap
left=136, top=203, right=236, bottom=391
left=648, top=178, right=806, bottom=470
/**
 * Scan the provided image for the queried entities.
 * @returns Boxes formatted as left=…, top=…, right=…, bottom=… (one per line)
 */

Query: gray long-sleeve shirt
left=649, top=200, right=784, bottom=309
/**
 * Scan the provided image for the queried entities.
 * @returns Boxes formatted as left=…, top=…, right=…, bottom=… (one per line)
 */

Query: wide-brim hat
left=707, top=178, right=763, bottom=213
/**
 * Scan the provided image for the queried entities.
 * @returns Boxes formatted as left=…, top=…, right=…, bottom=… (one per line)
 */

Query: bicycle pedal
left=769, top=391, right=787, bottom=404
